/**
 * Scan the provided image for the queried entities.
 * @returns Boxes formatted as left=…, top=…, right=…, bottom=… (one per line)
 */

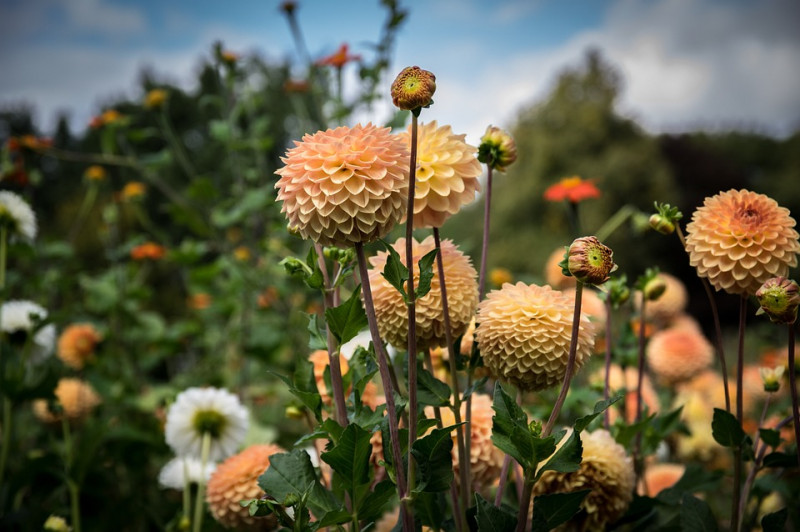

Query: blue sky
left=1, top=0, right=799, bottom=144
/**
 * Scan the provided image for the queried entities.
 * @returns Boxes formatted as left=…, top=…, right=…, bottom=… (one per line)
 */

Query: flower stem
left=62, top=418, right=81, bottom=532
left=355, top=243, right=410, bottom=526
left=634, top=297, right=647, bottom=486
left=406, top=112, right=419, bottom=501
left=0, top=397, right=11, bottom=491
left=543, top=282, right=584, bottom=437
left=731, top=295, right=747, bottom=532
left=433, top=227, right=470, bottom=515
left=515, top=471, right=534, bottom=532
left=182, top=459, right=192, bottom=523
left=192, top=432, right=212, bottom=532
left=159, top=106, right=198, bottom=180
left=787, top=324, right=800, bottom=471
left=478, top=166, right=493, bottom=301
left=739, top=394, right=771, bottom=523
left=603, top=296, right=613, bottom=430
left=0, top=225, right=6, bottom=290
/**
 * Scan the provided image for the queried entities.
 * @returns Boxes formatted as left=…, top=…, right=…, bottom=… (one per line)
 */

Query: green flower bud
left=643, top=277, right=667, bottom=301
left=649, top=213, right=675, bottom=235
left=755, top=277, right=799, bottom=325
left=478, top=125, right=517, bottom=172
left=567, top=236, right=617, bottom=286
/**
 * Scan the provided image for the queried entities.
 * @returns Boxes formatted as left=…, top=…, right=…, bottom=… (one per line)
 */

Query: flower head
left=477, top=125, right=517, bottom=172
left=759, top=365, right=785, bottom=393
left=685, top=189, right=800, bottom=295
left=544, top=247, right=577, bottom=290
left=476, top=282, right=595, bottom=391
left=83, top=165, right=107, bottom=182
left=121, top=181, right=147, bottom=201
left=647, top=326, right=714, bottom=384
left=489, top=267, right=513, bottom=287
left=317, top=43, right=361, bottom=68
left=57, top=323, right=102, bottom=369
left=33, top=378, right=101, bottom=423
left=391, top=66, right=436, bottom=111
left=188, top=293, right=212, bottom=310
left=641, top=463, right=685, bottom=496
left=567, top=236, right=616, bottom=285
left=534, top=429, right=635, bottom=530
left=368, top=236, right=478, bottom=351
left=634, top=272, right=688, bottom=323
left=130, top=242, right=166, bottom=261
left=398, top=121, right=481, bottom=228
left=755, top=276, right=799, bottom=325
left=543, top=176, right=601, bottom=203
left=158, top=456, right=217, bottom=490
left=308, top=349, right=349, bottom=406
left=1, top=300, right=55, bottom=363
left=144, top=89, right=168, bottom=109
left=165, top=387, right=249, bottom=461
left=206, top=444, right=285, bottom=530
left=0, top=191, right=37, bottom=240
left=275, top=124, right=409, bottom=247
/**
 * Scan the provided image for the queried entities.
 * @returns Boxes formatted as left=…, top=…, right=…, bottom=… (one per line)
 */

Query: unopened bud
left=643, top=277, right=667, bottom=301
left=759, top=366, right=784, bottom=393
left=755, top=277, right=799, bottom=325
left=285, top=405, right=305, bottom=419
left=391, top=66, right=436, bottom=111
left=649, top=213, right=675, bottom=235
left=567, top=236, right=617, bottom=286
left=478, top=126, right=517, bottom=172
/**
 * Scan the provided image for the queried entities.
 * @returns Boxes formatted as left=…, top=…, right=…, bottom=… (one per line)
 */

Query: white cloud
left=62, top=0, right=146, bottom=36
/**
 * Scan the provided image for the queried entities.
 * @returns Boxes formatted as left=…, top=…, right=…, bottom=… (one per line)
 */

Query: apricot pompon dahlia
left=367, top=236, right=478, bottom=351
left=397, top=120, right=481, bottom=228
left=647, top=326, right=713, bottom=384
left=57, top=323, right=102, bottom=369
left=684, top=189, right=800, bottom=296
left=34, top=378, right=101, bottom=423
left=476, top=282, right=595, bottom=391
left=275, top=124, right=409, bottom=247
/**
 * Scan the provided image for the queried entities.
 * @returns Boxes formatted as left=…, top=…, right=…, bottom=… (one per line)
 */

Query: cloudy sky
left=1, top=0, right=799, bottom=144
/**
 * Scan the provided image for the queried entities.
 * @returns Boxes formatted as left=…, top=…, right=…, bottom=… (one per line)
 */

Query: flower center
left=192, top=409, right=227, bottom=438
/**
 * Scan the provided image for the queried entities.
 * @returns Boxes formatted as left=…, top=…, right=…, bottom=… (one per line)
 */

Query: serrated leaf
left=574, top=394, right=622, bottom=432
left=416, top=363, right=451, bottom=407
left=411, top=424, right=461, bottom=493
left=306, top=313, right=327, bottom=350
left=358, top=480, right=396, bottom=523
left=380, top=242, right=408, bottom=300
left=474, top=493, right=518, bottom=532
left=537, top=430, right=582, bottom=479
left=491, top=383, right=535, bottom=470
left=270, top=360, right=322, bottom=422
left=325, top=286, right=368, bottom=346
left=679, top=493, right=718, bottom=532
left=257, top=449, right=339, bottom=516
left=321, top=423, right=372, bottom=495
left=711, top=408, right=747, bottom=448
left=462, top=377, right=488, bottom=401
left=531, top=489, right=590, bottom=531
left=415, top=248, right=439, bottom=299
left=413, top=491, right=446, bottom=529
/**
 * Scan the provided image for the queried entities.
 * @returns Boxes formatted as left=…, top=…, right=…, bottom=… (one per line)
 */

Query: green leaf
left=270, top=359, right=322, bottom=422
left=575, top=394, right=622, bottom=432
left=416, top=364, right=452, bottom=407
left=711, top=408, right=747, bottom=448
left=531, top=490, right=590, bottom=531
left=413, top=492, right=446, bottom=529
left=415, top=248, right=439, bottom=299
left=758, top=428, right=781, bottom=448
left=321, top=423, right=372, bottom=495
left=257, top=449, right=339, bottom=516
left=463, top=377, right=488, bottom=401
left=679, top=493, right=718, bottom=532
left=762, top=451, right=798, bottom=468
left=306, top=313, right=327, bottom=351
left=316, top=508, right=352, bottom=527
left=537, top=430, right=582, bottom=479
left=761, top=508, right=788, bottom=532
left=411, top=424, right=461, bottom=493
left=358, top=480, right=396, bottom=523
left=613, top=413, right=657, bottom=449
left=474, top=493, right=518, bottom=532
left=491, top=383, right=536, bottom=470
left=325, top=286, right=369, bottom=346
left=380, top=241, right=408, bottom=300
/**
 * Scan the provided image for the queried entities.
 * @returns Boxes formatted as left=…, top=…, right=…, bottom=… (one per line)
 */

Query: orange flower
left=543, top=176, right=601, bottom=203
left=647, top=326, right=713, bottom=384
left=144, top=89, right=168, bottom=109
left=257, top=286, right=279, bottom=308
left=274, top=123, right=409, bottom=247
left=489, top=267, right=513, bottom=287
left=188, top=293, right=212, bottom=310
left=316, top=43, right=361, bottom=68
left=130, top=242, right=166, bottom=261
left=308, top=349, right=349, bottom=407
left=33, top=378, right=101, bottom=423
left=57, top=323, right=102, bottom=369
left=101, top=109, right=123, bottom=125
left=84, top=165, right=107, bottom=181
left=685, top=189, right=800, bottom=295
left=121, top=181, right=147, bottom=200
left=220, top=50, right=239, bottom=64
left=19, top=135, right=52, bottom=151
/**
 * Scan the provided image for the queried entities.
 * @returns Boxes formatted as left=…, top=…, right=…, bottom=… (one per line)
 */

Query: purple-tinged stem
left=604, top=296, right=613, bottom=430
left=406, top=113, right=420, bottom=503
left=515, top=471, right=534, bottom=532
left=731, top=295, right=747, bottom=532
left=634, top=297, right=647, bottom=485
left=739, top=394, right=771, bottom=523
left=787, top=324, right=800, bottom=471
left=355, top=243, right=410, bottom=528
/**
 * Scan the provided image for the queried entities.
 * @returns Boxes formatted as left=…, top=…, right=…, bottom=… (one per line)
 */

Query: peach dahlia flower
left=476, top=282, right=595, bottom=391
left=685, top=189, right=800, bottom=295
left=367, top=236, right=478, bottom=351
left=57, top=323, right=102, bottom=369
left=647, top=326, right=714, bottom=384
left=33, top=378, right=101, bottom=423
left=398, top=121, right=481, bottom=228
left=275, top=124, right=408, bottom=247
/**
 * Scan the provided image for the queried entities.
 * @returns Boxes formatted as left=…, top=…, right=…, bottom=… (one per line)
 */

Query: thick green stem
left=192, top=432, right=212, bottom=532
left=515, top=472, right=534, bottom=532
left=406, top=113, right=419, bottom=504
left=182, top=459, right=192, bottom=523
left=595, top=204, right=635, bottom=242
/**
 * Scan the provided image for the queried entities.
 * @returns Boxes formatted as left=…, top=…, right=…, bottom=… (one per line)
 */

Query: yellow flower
left=685, top=189, right=800, bottom=295
left=274, top=124, right=408, bottom=247
left=121, top=181, right=147, bottom=201
left=398, top=121, right=482, bottom=228
left=206, top=444, right=285, bottom=530
left=534, top=429, right=635, bottom=530
left=646, top=326, right=714, bottom=384
left=43, top=515, right=72, bottom=532
left=233, top=246, right=251, bottom=262
left=489, top=267, right=512, bottom=287
left=101, top=109, right=123, bottom=125
left=367, top=236, right=478, bottom=351
left=57, top=323, right=102, bottom=370
left=83, top=165, right=107, bottom=181
left=33, top=378, right=101, bottom=423
left=144, top=89, right=168, bottom=109
left=476, top=282, right=595, bottom=391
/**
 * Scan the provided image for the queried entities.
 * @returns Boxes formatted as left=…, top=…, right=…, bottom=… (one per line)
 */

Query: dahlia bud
left=759, top=366, right=784, bottom=393
left=285, top=405, right=305, bottom=419
left=391, top=66, right=436, bottom=112
left=478, top=125, right=517, bottom=172
left=604, top=276, right=631, bottom=308
left=755, top=277, right=799, bottom=324
left=649, top=213, right=675, bottom=235
left=643, top=277, right=667, bottom=301
left=43, top=516, right=71, bottom=532
left=567, top=236, right=616, bottom=286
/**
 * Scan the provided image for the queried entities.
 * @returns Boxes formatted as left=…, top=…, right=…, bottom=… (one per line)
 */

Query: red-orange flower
left=544, top=176, right=601, bottom=203
left=316, top=43, right=361, bottom=68
left=130, top=242, right=166, bottom=261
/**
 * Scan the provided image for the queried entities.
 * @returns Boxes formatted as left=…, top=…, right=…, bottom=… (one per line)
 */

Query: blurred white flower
left=158, top=456, right=217, bottom=490
left=1, top=300, right=55, bottom=363
left=0, top=191, right=37, bottom=240
left=165, top=387, right=249, bottom=461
